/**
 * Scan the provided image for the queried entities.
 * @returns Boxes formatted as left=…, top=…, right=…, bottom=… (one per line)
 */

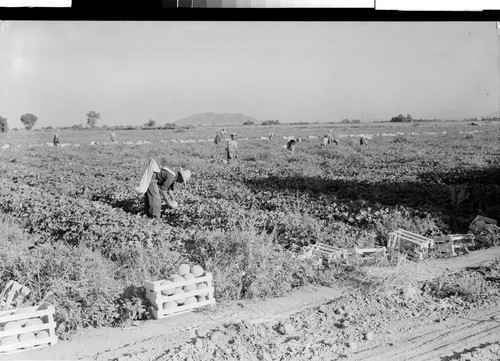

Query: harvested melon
left=18, top=332, right=36, bottom=342
left=197, top=283, right=209, bottom=298
left=0, top=336, right=19, bottom=346
left=475, top=220, right=487, bottom=231
left=3, top=321, right=23, bottom=331
left=173, top=288, right=186, bottom=304
left=183, top=284, right=197, bottom=293
left=178, top=264, right=191, bottom=276
left=25, top=318, right=44, bottom=327
left=162, top=301, right=177, bottom=310
left=184, top=297, right=197, bottom=305
left=160, top=280, right=175, bottom=296
left=183, top=273, right=195, bottom=281
left=170, top=274, right=184, bottom=284
left=35, top=330, right=49, bottom=340
left=191, top=265, right=204, bottom=277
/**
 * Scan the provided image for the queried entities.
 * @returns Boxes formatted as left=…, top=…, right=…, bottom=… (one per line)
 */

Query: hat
left=230, top=133, right=237, bottom=138
left=178, top=167, right=191, bottom=185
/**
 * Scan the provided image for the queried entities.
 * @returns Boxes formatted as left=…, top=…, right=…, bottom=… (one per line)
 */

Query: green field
left=0, top=121, right=499, bottom=335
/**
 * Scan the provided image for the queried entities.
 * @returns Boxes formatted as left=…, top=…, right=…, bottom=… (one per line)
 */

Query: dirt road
left=3, top=247, right=500, bottom=361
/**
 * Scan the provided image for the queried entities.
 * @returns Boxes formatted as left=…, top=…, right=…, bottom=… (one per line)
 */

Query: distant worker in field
left=214, top=129, right=226, bottom=145
left=360, top=136, right=368, bottom=146
left=327, top=130, right=339, bottom=145
left=226, top=133, right=238, bottom=164
left=268, top=132, right=277, bottom=140
left=286, top=137, right=302, bottom=153
left=53, top=130, right=60, bottom=147
left=110, top=130, right=116, bottom=143
left=136, top=158, right=191, bottom=218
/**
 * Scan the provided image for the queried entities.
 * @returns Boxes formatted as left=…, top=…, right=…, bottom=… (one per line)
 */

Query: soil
left=3, top=246, right=500, bottom=361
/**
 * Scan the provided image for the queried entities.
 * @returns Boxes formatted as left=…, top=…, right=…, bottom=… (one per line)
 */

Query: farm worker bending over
left=286, top=137, right=302, bottom=153
left=360, top=136, right=368, bottom=146
left=136, top=158, right=191, bottom=218
left=53, top=130, right=60, bottom=146
left=226, top=133, right=238, bottom=163
left=327, top=130, right=339, bottom=145
left=110, top=130, right=116, bottom=143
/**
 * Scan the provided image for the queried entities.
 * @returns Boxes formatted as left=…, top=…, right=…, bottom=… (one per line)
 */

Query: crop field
left=0, top=121, right=499, bottom=338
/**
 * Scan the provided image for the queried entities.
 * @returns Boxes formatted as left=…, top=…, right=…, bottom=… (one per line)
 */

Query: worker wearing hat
left=157, top=165, right=191, bottom=210
left=136, top=158, right=191, bottom=218
left=226, top=133, right=238, bottom=164
left=53, top=130, right=60, bottom=147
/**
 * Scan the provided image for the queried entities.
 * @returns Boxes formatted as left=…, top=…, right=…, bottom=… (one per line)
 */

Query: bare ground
left=4, top=246, right=500, bottom=361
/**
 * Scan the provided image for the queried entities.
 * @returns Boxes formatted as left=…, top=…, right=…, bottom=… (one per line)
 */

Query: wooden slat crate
left=469, top=215, right=497, bottom=233
left=310, top=243, right=348, bottom=261
left=0, top=281, right=30, bottom=310
left=0, top=302, right=57, bottom=354
left=432, top=234, right=475, bottom=256
left=387, top=229, right=432, bottom=261
left=144, top=272, right=216, bottom=320
left=353, top=247, right=387, bottom=258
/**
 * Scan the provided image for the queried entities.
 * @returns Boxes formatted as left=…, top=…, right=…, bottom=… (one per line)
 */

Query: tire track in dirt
left=353, top=308, right=500, bottom=361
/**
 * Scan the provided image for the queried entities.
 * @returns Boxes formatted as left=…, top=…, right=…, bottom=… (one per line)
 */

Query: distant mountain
left=482, top=110, right=500, bottom=119
left=175, top=112, right=259, bottom=126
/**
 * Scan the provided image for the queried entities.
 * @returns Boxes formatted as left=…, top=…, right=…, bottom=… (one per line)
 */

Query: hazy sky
left=0, top=21, right=499, bottom=128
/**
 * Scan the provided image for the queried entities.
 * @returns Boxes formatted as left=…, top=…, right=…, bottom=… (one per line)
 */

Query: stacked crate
left=0, top=302, right=57, bottom=354
left=144, top=264, right=216, bottom=320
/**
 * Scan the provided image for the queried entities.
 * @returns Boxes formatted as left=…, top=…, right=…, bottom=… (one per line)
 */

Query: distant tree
left=261, top=119, right=280, bottom=125
left=243, top=120, right=255, bottom=125
left=351, top=119, right=361, bottom=124
left=340, top=118, right=350, bottom=124
left=86, top=111, right=100, bottom=127
left=101, top=124, right=110, bottom=129
left=71, top=124, right=83, bottom=129
left=164, top=122, right=177, bottom=130
left=20, top=113, right=38, bottom=130
left=406, top=114, right=413, bottom=122
left=144, top=119, right=156, bottom=127
left=390, top=114, right=408, bottom=122
left=0, top=116, right=8, bottom=132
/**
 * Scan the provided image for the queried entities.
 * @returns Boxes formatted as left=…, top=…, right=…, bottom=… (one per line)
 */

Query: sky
left=0, top=21, right=499, bottom=128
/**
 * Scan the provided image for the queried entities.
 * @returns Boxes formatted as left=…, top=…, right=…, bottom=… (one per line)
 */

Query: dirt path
left=352, top=307, right=500, bottom=361
left=3, top=246, right=500, bottom=361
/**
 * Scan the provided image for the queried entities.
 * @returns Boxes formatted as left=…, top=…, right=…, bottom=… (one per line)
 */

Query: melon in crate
left=143, top=266, right=216, bottom=320
left=0, top=302, right=57, bottom=354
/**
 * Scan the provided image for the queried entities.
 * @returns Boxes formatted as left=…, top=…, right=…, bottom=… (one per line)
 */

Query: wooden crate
left=432, top=234, right=475, bottom=256
left=353, top=247, right=387, bottom=259
left=144, top=272, right=216, bottom=320
left=0, top=302, right=57, bottom=354
left=310, top=243, right=348, bottom=261
left=469, top=215, right=497, bottom=233
left=388, top=229, right=432, bottom=261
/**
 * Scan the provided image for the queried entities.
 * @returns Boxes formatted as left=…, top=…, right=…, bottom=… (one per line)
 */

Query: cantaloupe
left=183, top=273, right=195, bottom=281
left=35, top=330, right=49, bottom=340
left=184, top=297, right=197, bottom=305
left=191, top=265, right=204, bottom=277
left=178, top=264, right=191, bottom=276
left=0, top=336, right=19, bottom=346
left=173, top=288, right=186, bottom=304
left=25, top=318, right=44, bottom=327
left=18, top=332, right=36, bottom=342
left=3, top=321, right=23, bottom=331
left=170, top=274, right=184, bottom=284
left=162, top=301, right=177, bottom=310
left=160, top=280, right=175, bottom=296
left=475, top=220, right=487, bottom=231
left=197, top=283, right=209, bottom=298
left=183, top=284, right=197, bottom=293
